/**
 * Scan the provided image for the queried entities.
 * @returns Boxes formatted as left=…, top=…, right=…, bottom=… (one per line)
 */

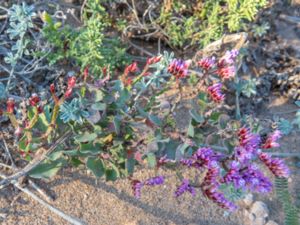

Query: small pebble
left=250, top=201, right=269, bottom=218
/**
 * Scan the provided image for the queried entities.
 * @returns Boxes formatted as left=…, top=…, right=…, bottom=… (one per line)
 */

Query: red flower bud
left=83, top=66, right=89, bottom=79
left=102, top=67, right=107, bottom=76
left=67, top=76, right=76, bottom=89
left=50, top=83, right=55, bottom=94
left=65, top=88, right=73, bottom=98
left=125, top=62, right=138, bottom=74
left=29, top=93, right=40, bottom=107
left=37, top=105, right=43, bottom=114
left=147, top=56, right=162, bottom=65
left=6, top=98, right=15, bottom=114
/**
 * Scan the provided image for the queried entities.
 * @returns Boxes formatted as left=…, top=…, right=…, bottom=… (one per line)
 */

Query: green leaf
left=80, top=142, right=102, bottom=155
left=75, top=132, right=97, bottom=142
left=126, top=157, right=135, bottom=175
left=86, top=157, right=105, bottom=178
left=189, top=109, right=204, bottom=123
left=29, top=160, right=65, bottom=179
left=91, top=102, right=106, bottom=111
left=146, top=153, right=157, bottom=168
left=278, top=118, right=293, bottom=135
left=187, top=120, right=194, bottom=137
left=105, top=164, right=120, bottom=181
left=295, top=101, right=300, bottom=108
left=148, top=114, right=162, bottom=126
left=292, top=111, right=300, bottom=129
left=113, top=115, right=122, bottom=135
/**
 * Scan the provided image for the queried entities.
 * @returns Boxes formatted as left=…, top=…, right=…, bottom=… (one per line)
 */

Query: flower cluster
left=168, top=59, right=190, bottom=79
left=198, top=57, right=215, bottom=71
left=207, top=83, right=225, bottom=103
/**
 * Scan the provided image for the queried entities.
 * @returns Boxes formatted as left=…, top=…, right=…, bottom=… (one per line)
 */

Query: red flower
left=168, top=59, right=190, bottom=79
left=125, top=62, right=138, bottom=74
left=50, top=83, right=56, bottom=94
left=147, top=56, right=162, bottom=65
left=83, top=66, right=89, bottom=80
left=29, top=93, right=40, bottom=107
left=217, top=66, right=235, bottom=80
left=67, top=76, right=76, bottom=89
left=6, top=98, right=15, bottom=114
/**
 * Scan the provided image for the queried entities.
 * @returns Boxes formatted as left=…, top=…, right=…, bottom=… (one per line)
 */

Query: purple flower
left=193, top=147, right=222, bottom=168
left=224, top=49, right=239, bottom=64
left=259, top=152, right=290, bottom=178
left=203, top=186, right=237, bottom=211
left=222, top=161, right=245, bottom=189
left=144, top=176, right=165, bottom=186
left=174, top=179, right=196, bottom=197
left=262, top=130, right=282, bottom=149
left=132, top=180, right=144, bottom=198
left=241, top=164, right=272, bottom=193
left=168, top=59, right=190, bottom=79
left=207, top=83, right=225, bottom=103
left=198, top=57, right=216, bottom=70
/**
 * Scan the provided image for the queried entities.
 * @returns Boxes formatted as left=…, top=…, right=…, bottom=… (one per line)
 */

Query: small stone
left=265, top=220, right=279, bottom=225
left=253, top=217, right=266, bottom=225
left=250, top=201, right=269, bottom=218
left=243, top=193, right=254, bottom=207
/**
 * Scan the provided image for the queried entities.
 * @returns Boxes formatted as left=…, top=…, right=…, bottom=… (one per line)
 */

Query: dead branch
left=0, top=131, right=71, bottom=188
left=0, top=172, right=86, bottom=225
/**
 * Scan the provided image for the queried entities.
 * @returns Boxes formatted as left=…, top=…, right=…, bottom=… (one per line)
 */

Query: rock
left=243, top=193, right=254, bottom=207
left=250, top=201, right=269, bottom=218
left=253, top=217, right=266, bottom=225
left=265, top=220, right=279, bottom=225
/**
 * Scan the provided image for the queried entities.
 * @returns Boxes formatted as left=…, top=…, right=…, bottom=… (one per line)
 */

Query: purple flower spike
left=224, top=49, right=239, bottom=64
left=132, top=180, right=144, bottom=198
left=174, top=179, right=196, bottom=197
left=241, top=165, right=272, bottom=193
left=259, top=152, right=290, bottom=178
left=145, top=176, right=165, bottom=186
left=193, top=147, right=222, bottom=168
left=204, top=186, right=237, bottom=211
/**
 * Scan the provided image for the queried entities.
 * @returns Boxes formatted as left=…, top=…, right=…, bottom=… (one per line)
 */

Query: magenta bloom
left=207, top=83, right=225, bottom=103
left=203, top=186, right=237, bottom=211
left=217, top=65, right=235, bottom=80
left=258, top=152, right=290, bottom=178
left=261, top=130, right=282, bottom=149
left=174, top=179, right=196, bottom=197
left=198, top=57, right=215, bottom=70
left=168, top=59, right=189, bottom=79
left=144, top=176, right=165, bottom=186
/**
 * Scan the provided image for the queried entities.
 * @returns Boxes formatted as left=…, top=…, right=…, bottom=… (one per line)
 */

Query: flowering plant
left=0, top=48, right=290, bottom=212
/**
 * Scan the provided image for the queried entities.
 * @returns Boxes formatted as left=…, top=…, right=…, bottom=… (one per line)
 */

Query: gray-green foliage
left=60, top=98, right=89, bottom=124
left=4, top=3, right=36, bottom=66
